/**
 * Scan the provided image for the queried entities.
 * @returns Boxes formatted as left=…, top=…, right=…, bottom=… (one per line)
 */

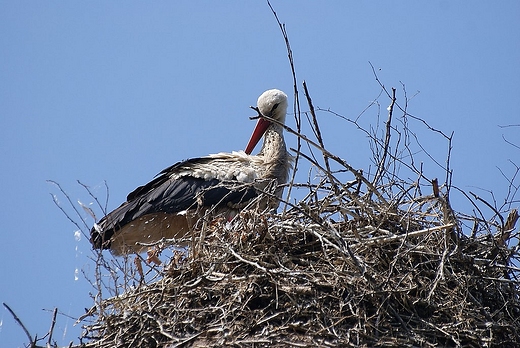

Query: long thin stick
left=47, top=307, right=58, bottom=346
left=353, top=223, right=456, bottom=249
left=372, top=87, right=396, bottom=187
left=303, top=81, right=341, bottom=197
left=267, top=0, right=301, bottom=213
left=3, top=303, right=34, bottom=346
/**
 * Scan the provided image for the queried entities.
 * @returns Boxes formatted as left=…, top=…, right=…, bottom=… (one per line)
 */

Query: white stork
left=90, top=89, right=291, bottom=255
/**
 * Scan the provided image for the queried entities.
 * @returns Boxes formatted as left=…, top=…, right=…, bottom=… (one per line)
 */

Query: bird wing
left=90, top=152, right=265, bottom=249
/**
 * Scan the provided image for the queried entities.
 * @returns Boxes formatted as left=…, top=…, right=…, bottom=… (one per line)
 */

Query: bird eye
left=271, top=103, right=279, bottom=112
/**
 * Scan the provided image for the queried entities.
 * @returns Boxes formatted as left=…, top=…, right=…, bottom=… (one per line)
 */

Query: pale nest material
left=78, top=178, right=520, bottom=347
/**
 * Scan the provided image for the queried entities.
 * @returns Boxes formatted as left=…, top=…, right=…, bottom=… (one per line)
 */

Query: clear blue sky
left=1, top=1, right=519, bottom=346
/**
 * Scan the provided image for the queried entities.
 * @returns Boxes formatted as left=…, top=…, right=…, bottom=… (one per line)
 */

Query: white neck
left=259, top=123, right=290, bottom=184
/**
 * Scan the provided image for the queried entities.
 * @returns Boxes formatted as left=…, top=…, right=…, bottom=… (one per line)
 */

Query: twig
left=267, top=0, right=302, bottom=214
left=47, top=192, right=85, bottom=234
left=469, top=191, right=505, bottom=229
left=352, top=223, right=456, bottom=249
left=77, top=180, right=110, bottom=217
left=169, top=332, right=203, bottom=348
left=372, top=87, right=396, bottom=187
left=3, top=303, right=35, bottom=347
left=302, top=81, right=329, bottom=172
left=47, top=307, right=58, bottom=347
left=48, top=180, right=90, bottom=230
left=426, top=232, right=451, bottom=302
left=502, top=134, right=520, bottom=150
left=303, top=81, right=341, bottom=198
left=228, top=246, right=269, bottom=274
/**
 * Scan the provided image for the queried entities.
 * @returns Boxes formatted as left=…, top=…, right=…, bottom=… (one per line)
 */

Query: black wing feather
left=126, top=157, right=214, bottom=201
left=90, top=157, right=258, bottom=249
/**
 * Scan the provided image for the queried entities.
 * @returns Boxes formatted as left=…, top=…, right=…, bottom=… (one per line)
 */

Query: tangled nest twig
left=77, top=188, right=519, bottom=347
left=73, top=83, right=520, bottom=347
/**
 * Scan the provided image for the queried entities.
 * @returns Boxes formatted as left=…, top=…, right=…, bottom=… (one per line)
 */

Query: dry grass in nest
left=76, top=169, right=520, bottom=347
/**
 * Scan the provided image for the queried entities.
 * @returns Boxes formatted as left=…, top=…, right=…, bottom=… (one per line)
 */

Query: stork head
left=245, top=89, right=288, bottom=154
left=257, top=89, right=288, bottom=124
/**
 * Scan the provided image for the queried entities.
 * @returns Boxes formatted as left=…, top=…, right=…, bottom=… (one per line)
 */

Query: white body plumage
left=90, top=89, right=291, bottom=255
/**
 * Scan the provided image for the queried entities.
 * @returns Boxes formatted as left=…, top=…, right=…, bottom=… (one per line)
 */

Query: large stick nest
left=79, top=203, right=519, bottom=347
left=75, top=88, right=520, bottom=347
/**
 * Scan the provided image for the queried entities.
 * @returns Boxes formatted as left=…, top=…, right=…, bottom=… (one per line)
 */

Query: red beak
left=245, top=118, right=271, bottom=154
